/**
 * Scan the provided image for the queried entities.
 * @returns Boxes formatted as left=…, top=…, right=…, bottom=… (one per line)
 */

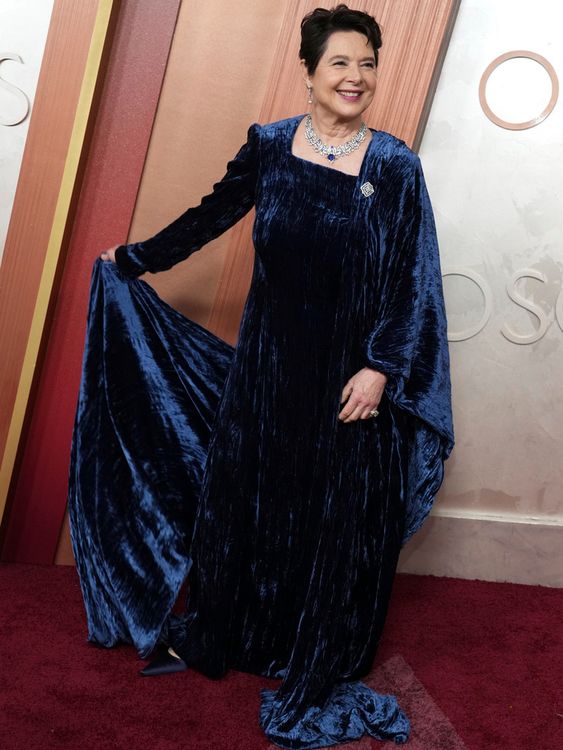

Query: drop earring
left=307, top=85, right=313, bottom=104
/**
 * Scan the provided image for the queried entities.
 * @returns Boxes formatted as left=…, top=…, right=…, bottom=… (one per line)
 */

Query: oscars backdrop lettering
left=443, top=267, right=563, bottom=343
left=0, top=53, right=30, bottom=126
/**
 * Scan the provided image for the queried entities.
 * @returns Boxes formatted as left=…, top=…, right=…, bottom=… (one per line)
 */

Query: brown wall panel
left=2, top=0, right=181, bottom=564
left=0, top=0, right=99, bottom=462
left=128, top=0, right=287, bottom=329
left=131, top=1, right=460, bottom=346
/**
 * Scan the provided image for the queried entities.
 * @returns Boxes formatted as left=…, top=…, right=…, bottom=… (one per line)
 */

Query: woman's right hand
left=100, top=245, right=119, bottom=263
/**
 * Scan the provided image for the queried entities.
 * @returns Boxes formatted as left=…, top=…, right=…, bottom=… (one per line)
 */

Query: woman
left=69, top=5, right=454, bottom=748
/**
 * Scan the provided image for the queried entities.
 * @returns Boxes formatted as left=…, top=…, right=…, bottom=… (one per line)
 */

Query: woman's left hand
left=100, top=245, right=119, bottom=263
left=338, top=367, right=388, bottom=422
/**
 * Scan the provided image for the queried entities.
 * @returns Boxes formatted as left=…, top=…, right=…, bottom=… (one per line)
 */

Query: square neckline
left=288, top=113, right=375, bottom=182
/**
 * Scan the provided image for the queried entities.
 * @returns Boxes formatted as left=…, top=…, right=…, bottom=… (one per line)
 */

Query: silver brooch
left=360, top=181, right=374, bottom=197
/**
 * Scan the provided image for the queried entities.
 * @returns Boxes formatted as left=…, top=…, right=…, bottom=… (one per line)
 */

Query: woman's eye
left=333, top=60, right=346, bottom=66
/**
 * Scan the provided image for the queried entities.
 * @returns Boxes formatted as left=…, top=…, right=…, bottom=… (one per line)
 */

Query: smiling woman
left=291, top=13, right=380, bottom=175
left=302, top=32, right=377, bottom=111
left=70, top=4, right=454, bottom=749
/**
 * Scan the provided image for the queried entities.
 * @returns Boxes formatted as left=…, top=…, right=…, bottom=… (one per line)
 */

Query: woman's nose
left=346, top=64, right=362, bottom=83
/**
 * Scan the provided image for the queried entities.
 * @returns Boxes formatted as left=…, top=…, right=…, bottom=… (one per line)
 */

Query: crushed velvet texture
left=69, top=115, right=453, bottom=748
left=260, top=683, right=409, bottom=749
left=68, top=261, right=233, bottom=656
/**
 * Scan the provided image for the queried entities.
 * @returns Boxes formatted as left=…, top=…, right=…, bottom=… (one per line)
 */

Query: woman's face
left=304, top=30, right=377, bottom=122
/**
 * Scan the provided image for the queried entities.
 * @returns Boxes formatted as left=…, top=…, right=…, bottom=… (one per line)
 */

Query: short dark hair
left=299, top=4, right=382, bottom=75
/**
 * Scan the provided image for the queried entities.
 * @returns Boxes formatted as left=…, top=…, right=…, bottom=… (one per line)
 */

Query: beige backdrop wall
left=398, top=0, right=563, bottom=586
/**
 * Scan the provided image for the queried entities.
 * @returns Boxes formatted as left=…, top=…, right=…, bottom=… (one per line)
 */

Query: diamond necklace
left=304, top=114, right=367, bottom=162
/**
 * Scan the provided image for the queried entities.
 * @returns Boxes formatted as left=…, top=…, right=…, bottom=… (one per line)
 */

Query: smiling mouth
left=337, top=90, right=363, bottom=100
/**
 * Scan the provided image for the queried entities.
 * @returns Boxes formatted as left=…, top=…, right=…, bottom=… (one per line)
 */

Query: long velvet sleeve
left=114, top=123, right=261, bottom=277
left=363, top=152, right=454, bottom=542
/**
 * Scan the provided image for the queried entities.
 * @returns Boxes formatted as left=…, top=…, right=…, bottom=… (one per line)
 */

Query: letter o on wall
left=442, top=267, right=492, bottom=341
left=479, top=50, right=559, bottom=130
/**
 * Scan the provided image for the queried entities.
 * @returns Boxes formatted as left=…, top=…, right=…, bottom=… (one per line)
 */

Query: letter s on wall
left=501, top=268, right=550, bottom=344
left=0, top=53, right=30, bottom=126
left=556, top=288, right=563, bottom=333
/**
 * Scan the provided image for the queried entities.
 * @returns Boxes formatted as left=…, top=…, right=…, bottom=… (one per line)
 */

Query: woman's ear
left=299, top=59, right=310, bottom=86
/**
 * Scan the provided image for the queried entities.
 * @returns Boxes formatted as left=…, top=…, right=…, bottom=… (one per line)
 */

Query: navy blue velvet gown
left=68, top=115, right=454, bottom=749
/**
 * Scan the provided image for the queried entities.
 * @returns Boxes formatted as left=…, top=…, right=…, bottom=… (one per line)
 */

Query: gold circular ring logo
left=479, top=50, right=559, bottom=130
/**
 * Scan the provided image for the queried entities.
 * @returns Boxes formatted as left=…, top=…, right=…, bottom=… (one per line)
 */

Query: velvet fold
left=69, top=114, right=453, bottom=748
left=68, top=260, right=234, bottom=657
left=260, top=682, right=409, bottom=749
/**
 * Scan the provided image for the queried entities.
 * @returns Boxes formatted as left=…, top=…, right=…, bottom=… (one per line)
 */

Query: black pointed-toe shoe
left=140, top=651, right=188, bottom=677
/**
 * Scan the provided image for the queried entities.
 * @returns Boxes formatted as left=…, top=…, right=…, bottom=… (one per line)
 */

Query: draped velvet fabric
left=68, top=115, right=454, bottom=749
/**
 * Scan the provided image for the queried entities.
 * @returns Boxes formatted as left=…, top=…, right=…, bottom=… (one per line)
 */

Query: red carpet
left=0, top=564, right=561, bottom=749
